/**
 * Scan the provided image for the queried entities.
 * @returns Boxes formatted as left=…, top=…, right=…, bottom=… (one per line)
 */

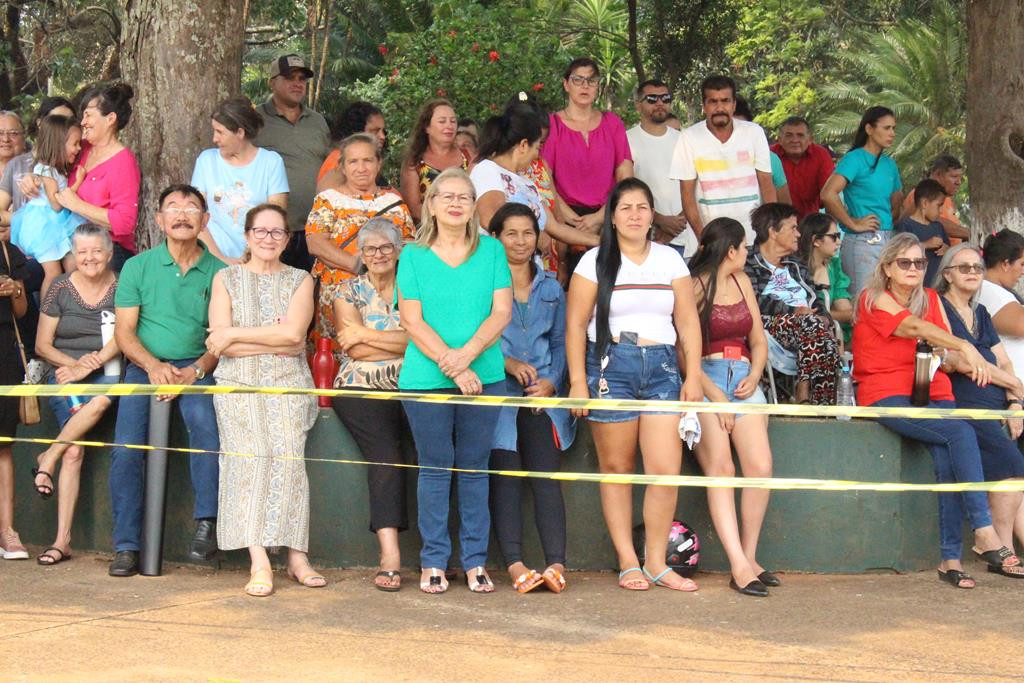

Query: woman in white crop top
left=566, top=178, right=704, bottom=592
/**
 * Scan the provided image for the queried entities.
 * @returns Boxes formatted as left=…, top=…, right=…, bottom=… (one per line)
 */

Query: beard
left=649, top=109, right=669, bottom=124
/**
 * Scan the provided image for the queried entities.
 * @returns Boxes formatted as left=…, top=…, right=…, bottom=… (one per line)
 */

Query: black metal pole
left=140, top=397, right=171, bottom=577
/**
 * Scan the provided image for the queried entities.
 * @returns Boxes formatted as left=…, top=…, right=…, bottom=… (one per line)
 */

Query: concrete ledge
left=11, top=406, right=940, bottom=573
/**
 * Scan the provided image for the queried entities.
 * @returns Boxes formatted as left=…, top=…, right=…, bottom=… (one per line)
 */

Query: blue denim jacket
left=492, top=269, right=576, bottom=452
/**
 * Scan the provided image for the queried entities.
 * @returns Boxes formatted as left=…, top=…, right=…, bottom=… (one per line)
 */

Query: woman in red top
left=852, top=232, right=1022, bottom=588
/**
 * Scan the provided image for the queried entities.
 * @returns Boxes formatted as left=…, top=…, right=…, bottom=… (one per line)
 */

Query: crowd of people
left=1, top=52, right=1023, bottom=598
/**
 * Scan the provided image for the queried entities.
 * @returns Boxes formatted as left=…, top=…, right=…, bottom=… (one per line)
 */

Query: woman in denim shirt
left=489, top=203, right=575, bottom=594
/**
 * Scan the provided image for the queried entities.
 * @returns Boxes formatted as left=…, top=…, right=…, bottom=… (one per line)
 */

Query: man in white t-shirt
left=669, top=74, right=775, bottom=245
left=627, top=79, right=696, bottom=259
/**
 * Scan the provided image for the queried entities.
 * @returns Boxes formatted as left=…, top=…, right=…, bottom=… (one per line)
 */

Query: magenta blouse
left=75, top=143, right=141, bottom=253
left=540, top=111, right=631, bottom=209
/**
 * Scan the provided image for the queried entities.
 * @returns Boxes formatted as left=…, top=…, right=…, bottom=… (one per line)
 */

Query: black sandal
left=37, top=547, right=71, bottom=566
left=937, top=568, right=974, bottom=589
left=974, top=546, right=1024, bottom=577
left=374, top=570, right=401, bottom=592
left=31, top=468, right=54, bottom=500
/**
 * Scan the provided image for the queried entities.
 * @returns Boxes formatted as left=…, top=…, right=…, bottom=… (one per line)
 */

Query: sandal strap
left=38, top=547, right=66, bottom=562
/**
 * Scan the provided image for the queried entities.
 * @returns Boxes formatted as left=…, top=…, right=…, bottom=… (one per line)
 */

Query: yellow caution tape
left=6, top=434, right=1024, bottom=493
left=1, top=383, right=1022, bottom=420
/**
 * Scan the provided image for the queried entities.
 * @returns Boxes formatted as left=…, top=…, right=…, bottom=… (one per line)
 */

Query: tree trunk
left=626, top=0, right=645, bottom=84
left=966, top=0, right=1024, bottom=239
left=119, top=0, right=244, bottom=250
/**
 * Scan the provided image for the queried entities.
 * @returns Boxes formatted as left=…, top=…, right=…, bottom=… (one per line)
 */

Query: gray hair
left=356, top=216, right=404, bottom=253
left=932, top=242, right=983, bottom=305
left=71, top=222, right=114, bottom=251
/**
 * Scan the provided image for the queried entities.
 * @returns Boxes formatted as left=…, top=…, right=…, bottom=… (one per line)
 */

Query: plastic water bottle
left=836, top=352, right=855, bottom=421
left=100, top=310, right=121, bottom=376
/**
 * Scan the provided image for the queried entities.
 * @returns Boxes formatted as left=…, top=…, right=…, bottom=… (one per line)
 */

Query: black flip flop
left=937, top=568, right=974, bottom=589
left=974, top=546, right=1023, bottom=576
left=374, top=570, right=401, bottom=592
left=31, top=468, right=54, bottom=500
left=37, top=547, right=71, bottom=566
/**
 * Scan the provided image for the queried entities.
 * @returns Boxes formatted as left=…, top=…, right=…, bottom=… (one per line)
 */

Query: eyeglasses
left=641, top=93, right=673, bottom=104
left=435, top=192, right=474, bottom=205
left=0, top=130, right=24, bottom=138
left=250, top=227, right=288, bottom=241
left=568, top=75, right=601, bottom=88
left=361, top=243, right=396, bottom=257
left=821, top=232, right=842, bottom=242
left=161, top=207, right=202, bottom=216
left=893, top=258, right=929, bottom=271
left=945, top=263, right=984, bottom=275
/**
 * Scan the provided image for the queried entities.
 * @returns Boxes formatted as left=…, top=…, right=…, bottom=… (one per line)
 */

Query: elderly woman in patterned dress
left=304, top=133, right=415, bottom=356
left=205, top=203, right=322, bottom=597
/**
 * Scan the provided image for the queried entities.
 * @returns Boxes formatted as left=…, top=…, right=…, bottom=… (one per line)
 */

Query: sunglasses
left=893, top=258, right=928, bottom=271
left=821, top=232, right=841, bottom=242
left=944, top=263, right=984, bottom=275
left=641, top=93, right=673, bottom=104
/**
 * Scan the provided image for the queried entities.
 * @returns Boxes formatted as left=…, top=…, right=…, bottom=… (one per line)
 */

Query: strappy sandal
left=643, top=566, right=699, bottom=592
left=374, top=570, right=402, bottom=592
left=937, top=568, right=975, bottom=589
left=618, top=567, right=650, bottom=591
left=31, top=468, right=55, bottom=500
left=466, top=566, right=495, bottom=593
left=420, top=567, right=448, bottom=594
left=37, top=547, right=72, bottom=566
left=287, top=568, right=327, bottom=588
left=512, top=568, right=544, bottom=594
left=541, top=566, right=567, bottom=593
left=245, top=568, right=274, bottom=597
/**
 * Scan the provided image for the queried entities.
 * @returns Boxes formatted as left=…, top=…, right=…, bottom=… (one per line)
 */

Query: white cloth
left=469, top=158, right=547, bottom=232
left=574, top=242, right=689, bottom=345
left=678, top=411, right=701, bottom=448
left=668, top=118, right=772, bottom=245
left=627, top=125, right=697, bottom=257
left=977, top=279, right=1024, bottom=383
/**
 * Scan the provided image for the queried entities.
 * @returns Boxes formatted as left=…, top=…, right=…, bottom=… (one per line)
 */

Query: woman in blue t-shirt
left=397, top=167, right=513, bottom=594
left=934, top=243, right=1024, bottom=579
left=820, top=106, right=903, bottom=300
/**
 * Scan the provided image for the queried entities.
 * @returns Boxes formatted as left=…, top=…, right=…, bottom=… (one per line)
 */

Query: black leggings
left=489, top=409, right=566, bottom=567
left=332, top=391, right=409, bottom=533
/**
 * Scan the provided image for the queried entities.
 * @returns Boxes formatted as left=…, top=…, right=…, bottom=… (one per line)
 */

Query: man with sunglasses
left=626, top=79, right=695, bottom=260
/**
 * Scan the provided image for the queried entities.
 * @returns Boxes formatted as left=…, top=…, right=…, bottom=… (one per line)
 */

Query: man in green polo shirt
left=107, top=184, right=227, bottom=577
left=254, top=53, right=331, bottom=272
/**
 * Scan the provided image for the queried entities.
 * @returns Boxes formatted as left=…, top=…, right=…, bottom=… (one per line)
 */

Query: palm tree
left=815, top=1, right=964, bottom=180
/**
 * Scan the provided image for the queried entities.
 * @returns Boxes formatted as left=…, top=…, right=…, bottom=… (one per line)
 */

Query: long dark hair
left=686, top=217, right=746, bottom=350
left=797, top=213, right=837, bottom=265
left=851, top=105, right=894, bottom=150
left=477, top=102, right=543, bottom=161
left=593, top=178, right=655, bottom=359
left=402, top=98, right=453, bottom=169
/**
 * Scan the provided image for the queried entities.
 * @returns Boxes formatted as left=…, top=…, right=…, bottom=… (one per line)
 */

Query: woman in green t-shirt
left=397, top=168, right=513, bottom=594
left=797, top=213, right=853, bottom=343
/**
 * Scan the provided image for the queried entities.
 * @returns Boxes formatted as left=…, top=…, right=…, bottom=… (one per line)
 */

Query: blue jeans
left=109, top=360, right=220, bottom=552
left=840, top=230, right=891, bottom=301
left=47, top=372, right=119, bottom=428
left=873, top=396, right=992, bottom=560
left=584, top=341, right=681, bottom=423
left=402, top=382, right=503, bottom=570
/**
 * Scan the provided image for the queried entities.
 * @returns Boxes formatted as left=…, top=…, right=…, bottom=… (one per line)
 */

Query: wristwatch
left=190, top=363, right=206, bottom=380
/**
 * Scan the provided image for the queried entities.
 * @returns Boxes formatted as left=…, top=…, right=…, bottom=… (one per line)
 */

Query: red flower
left=532, top=82, right=544, bottom=91
left=489, top=103, right=498, bottom=111
left=471, top=42, right=479, bottom=52
left=389, top=67, right=399, bottom=82
left=378, top=44, right=388, bottom=56
left=436, top=88, right=448, bottom=97
left=488, top=50, right=500, bottom=62
left=448, top=30, right=457, bottom=38
left=429, top=55, right=438, bottom=65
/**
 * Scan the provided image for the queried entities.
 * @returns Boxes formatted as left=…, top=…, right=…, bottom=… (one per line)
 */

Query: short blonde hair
left=857, top=232, right=928, bottom=320
left=416, top=167, right=480, bottom=253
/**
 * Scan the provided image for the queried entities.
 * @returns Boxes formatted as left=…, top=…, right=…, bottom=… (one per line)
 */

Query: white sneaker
left=0, top=528, right=29, bottom=560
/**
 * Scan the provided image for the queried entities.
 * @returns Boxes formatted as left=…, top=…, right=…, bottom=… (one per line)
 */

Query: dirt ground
left=2, top=549, right=1024, bottom=682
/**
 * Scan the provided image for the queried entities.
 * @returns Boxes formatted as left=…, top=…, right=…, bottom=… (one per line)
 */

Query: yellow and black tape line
left=5, top=434, right=1024, bottom=493
left=2, top=383, right=1023, bottom=420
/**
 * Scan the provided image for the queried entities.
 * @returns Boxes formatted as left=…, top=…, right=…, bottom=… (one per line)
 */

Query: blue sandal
left=618, top=567, right=649, bottom=590
left=643, top=566, right=698, bottom=592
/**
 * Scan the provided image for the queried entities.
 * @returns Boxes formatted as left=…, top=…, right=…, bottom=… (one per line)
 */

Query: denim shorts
left=701, top=358, right=766, bottom=419
left=585, top=341, right=681, bottom=423
left=47, top=372, right=119, bottom=428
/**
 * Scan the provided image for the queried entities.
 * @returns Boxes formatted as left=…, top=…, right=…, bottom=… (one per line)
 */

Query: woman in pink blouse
left=542, top=57, right=633, bottom=275
left=55, top=83, right=141, bottom=272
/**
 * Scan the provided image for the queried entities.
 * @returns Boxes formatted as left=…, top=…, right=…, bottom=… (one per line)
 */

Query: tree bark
left=626, top=0, right=645, bottom=84
left=119, top=0, right=244, bottom=250
left=966, top=0, right=1024, bottom=239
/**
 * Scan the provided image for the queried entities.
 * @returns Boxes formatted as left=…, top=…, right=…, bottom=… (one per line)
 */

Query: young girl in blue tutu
left=10, top=115, right=85, bottom=298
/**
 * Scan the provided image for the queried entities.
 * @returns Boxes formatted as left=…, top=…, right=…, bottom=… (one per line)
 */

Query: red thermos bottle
left=311, top=337, right=336, bottom=408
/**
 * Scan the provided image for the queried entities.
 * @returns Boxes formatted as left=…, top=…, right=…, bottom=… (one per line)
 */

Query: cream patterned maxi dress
left=213, top=265, right=317, bottom=551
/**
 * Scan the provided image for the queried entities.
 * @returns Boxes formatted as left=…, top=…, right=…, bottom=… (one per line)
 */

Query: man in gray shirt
left=253, top=54, right=331, bottom=271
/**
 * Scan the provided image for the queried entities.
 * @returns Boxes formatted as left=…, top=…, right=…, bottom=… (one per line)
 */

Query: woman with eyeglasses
left=542, top=57, right=633, bottom=275
left=820, top=106, right=903, bottom=299
left=330, top=217, right=412, bottom=592
left=797, top=213, right=853, bottom=342
left=0, top=110, right=26, bottom=183
left=852, top=233, right=1022, bottom=589
left=305, top=133, right=415, bottom=351
left=397, top=168, right=512, bottom=594
left=934, top=243, right=1024, bottom=574
left=206, top=204, right=323, bottom=597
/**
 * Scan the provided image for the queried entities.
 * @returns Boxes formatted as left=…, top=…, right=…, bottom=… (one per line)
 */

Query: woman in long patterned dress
left=206, top=203, right=322, bottom=597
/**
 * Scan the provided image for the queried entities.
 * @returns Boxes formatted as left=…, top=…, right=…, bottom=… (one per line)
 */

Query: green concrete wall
left=11, top=405, right=941, bottom=573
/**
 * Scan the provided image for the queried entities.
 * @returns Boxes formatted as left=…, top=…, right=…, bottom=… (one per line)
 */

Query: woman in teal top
left=820, top=106, right=903, bottom=300
left=397, top=167, right=512, bottom=594
left=798, top=213, right=853, bottom=343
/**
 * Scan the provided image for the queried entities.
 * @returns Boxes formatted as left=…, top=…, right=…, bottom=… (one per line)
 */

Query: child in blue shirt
left=894, top=178, right=948, bottom=286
